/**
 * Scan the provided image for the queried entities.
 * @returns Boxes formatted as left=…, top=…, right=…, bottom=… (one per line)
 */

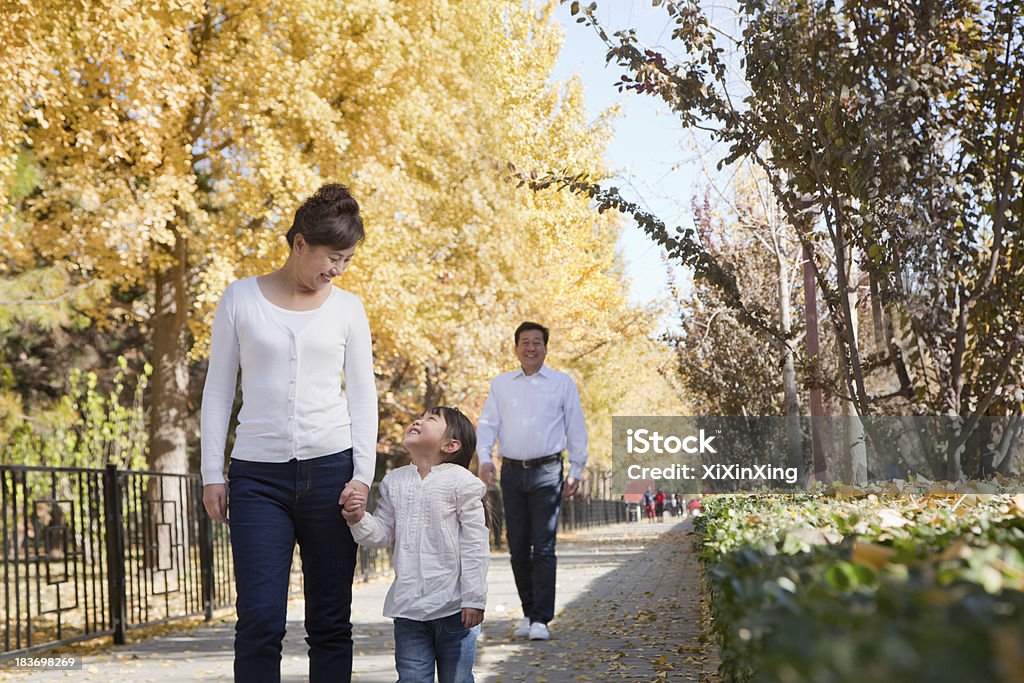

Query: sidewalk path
left=8, top=519, right=718, bottom=682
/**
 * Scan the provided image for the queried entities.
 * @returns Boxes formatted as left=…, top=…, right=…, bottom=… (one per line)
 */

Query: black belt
left=502, top=453, right=563, bottom=469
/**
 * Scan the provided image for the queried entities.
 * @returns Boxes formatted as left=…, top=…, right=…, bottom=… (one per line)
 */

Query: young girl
left=342, top=407, right=488, bottom=683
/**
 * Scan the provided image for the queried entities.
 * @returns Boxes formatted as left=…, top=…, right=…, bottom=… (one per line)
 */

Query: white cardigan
left=349, top=463, right=489, bottom=621
left=200, top=277, right=378, bottom=487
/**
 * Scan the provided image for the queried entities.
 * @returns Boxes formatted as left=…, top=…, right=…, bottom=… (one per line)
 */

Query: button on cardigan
left=200, top=276, right=378, bottom=487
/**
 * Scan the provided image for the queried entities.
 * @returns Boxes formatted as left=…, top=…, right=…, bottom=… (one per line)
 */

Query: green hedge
left=697, top=489, right=1024, bottom=682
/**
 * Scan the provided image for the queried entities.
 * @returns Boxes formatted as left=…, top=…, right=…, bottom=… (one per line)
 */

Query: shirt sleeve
left=562, top=375, right=589, bottom=481
left=349, top=477, right=395, bottom=548
left=200, top=283, right=240, bottom=486
left=456, top=475, right=489, bottom=611
left=475, top=378, right=501, bottom=465
left=344, top=295, right=379, bottom=487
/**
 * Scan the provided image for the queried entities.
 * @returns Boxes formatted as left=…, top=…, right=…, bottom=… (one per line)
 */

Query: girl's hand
left=341, top=503, right=365, bottom=524
left=339, top=480, right=369, bottom=507
left=341, top=486, right=366, bottom=523
left=461, top=608, right=484, bottom=628
left=341, top=488, right=367, bottom=511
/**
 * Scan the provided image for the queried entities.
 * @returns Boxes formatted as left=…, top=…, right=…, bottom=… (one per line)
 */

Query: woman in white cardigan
left=200, top=184, right=378, bottom=683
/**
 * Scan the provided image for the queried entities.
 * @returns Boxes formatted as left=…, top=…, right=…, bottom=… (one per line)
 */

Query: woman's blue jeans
left=393, top=613, right=479, bottom=682
left=227, top=450, right=358, bottom=683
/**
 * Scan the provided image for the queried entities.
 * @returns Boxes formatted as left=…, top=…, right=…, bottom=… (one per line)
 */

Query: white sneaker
left=513, top=617, right=531, bottom=638
left=528, top=621, right=550, bottom=641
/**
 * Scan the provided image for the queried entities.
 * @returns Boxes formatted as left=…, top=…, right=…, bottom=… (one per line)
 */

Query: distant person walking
left=642, top=487, right=656, bottom=522
left=200, top=184, right=378, bottom=683
left=477, top=322, right=589, bottom=641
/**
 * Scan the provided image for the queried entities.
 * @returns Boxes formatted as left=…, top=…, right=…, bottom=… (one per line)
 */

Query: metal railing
left=1, top=464, right=234, bottom=656
left=560, top=496, right=633, bottom=531
left=2, top=463, right=633, bottom=656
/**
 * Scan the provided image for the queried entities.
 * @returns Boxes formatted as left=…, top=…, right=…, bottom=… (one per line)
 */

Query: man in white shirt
left=477, top=322, right=589, bottom=641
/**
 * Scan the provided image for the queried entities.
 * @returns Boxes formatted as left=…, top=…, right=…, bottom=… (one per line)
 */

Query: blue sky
left=548, top=1, right=702, bottom=310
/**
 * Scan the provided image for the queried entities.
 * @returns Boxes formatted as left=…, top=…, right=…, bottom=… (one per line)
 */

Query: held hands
left=203, top=484, right=228, bottom=524
left=563, top=476, right=580, bottom=499
left=339, top=480, right=368, bottom=524
left=461, top=608, right=484, bottom=629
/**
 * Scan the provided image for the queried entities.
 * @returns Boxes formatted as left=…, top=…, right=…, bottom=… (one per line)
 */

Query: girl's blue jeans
left=393, top=612, right=479, bottom=683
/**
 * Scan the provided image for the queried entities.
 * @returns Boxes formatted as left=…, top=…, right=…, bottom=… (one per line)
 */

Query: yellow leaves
left=1008, top=494, right=1024, bottom=517
left=963, top=481, right=999, bottom=494
left=851, top=541, right=897, bottom=570
left=937, top=539, right=972, bottom=562
left=2, top=0, right=677, bottom=476
left=875, top=508, right=913, bottom=529
left=826, top=484, right=865, bottom=497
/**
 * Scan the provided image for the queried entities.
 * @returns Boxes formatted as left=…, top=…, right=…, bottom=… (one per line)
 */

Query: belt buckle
left=522, top=458, right=537, bottom=469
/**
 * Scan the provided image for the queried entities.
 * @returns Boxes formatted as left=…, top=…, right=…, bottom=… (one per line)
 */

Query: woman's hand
left=203, top=484, right=229, bottom=524
left=340, top=480, right=368, bottom=524
left=461, top=608, right=484, bottom=628
left=339, top=479, right=369, bottom=507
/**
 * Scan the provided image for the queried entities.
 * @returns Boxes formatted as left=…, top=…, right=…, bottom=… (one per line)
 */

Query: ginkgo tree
left=2, top=0, right=679, bottom=490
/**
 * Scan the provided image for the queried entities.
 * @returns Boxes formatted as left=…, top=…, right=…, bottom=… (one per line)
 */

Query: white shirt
left=200, top=277, right=378, bottom=487
left=476, top=364, right=589, bottom=480
left=348, top=464, right=489, bottom=621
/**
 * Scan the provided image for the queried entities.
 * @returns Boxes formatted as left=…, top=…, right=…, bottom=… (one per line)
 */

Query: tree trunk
left=840, top=253, right=867, bottom=485
left=994, top=412, right=1023, bottom=476
left=146, top=228, right=190, bottom=572
left=802, top=241, right=829, bottom=481
left=777, top=251, right=803, bottom=483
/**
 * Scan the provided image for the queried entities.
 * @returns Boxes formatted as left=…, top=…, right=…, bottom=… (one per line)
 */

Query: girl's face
left=403, top=411, right=452, bottom=454
left=293, top=234, right=356, bottom=290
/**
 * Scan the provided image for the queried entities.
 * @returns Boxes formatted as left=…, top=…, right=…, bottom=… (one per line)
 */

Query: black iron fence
left=2, top=462, right=633, bottom=656
left=560, top=496, right=634, bottom=530
left=482, top=490, right=635, bottom=546
left=1, top=464, right=234, bottom=656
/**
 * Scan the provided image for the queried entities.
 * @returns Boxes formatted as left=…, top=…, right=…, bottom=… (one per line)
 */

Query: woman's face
left=294, top=234, right=356, bottom=289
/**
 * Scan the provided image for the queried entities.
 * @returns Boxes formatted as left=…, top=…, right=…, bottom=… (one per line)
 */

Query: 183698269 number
left=2, top=655, right=82, bottom=670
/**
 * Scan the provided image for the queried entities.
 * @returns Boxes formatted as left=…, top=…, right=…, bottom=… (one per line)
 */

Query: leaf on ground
left=851, top=540, right=896, bottom=570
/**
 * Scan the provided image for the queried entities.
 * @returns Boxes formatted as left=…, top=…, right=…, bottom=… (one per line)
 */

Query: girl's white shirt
left=349, top=463, right=489, bottom=621
left=200, top=276, right=378, bottom=487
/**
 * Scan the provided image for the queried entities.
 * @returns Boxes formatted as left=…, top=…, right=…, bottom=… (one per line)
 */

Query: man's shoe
left=528, top=621, right=551, bottom=641
left=513, top=617, right=531, bottom=638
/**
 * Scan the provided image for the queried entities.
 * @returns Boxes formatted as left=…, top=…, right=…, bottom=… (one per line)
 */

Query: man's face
left=516, top=329, right=546, bottom=371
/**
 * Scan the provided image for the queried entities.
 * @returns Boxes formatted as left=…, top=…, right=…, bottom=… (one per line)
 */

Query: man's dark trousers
left=500, top=456, right=564, bottom=624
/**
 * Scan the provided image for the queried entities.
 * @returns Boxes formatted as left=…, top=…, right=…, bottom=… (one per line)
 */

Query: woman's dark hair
left=286, top=183, right=364, bottom=250
left=515, top=321, right=549, bottom=346
left=427, top=406, right=477, bottom=469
